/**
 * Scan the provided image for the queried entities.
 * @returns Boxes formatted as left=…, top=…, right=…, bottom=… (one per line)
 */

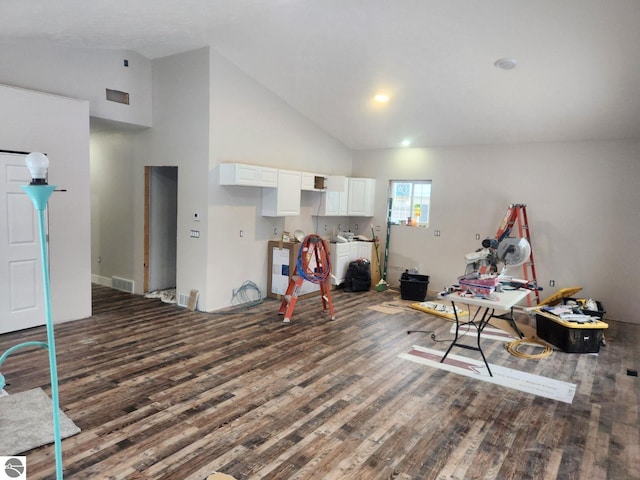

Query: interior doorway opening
left=144, top=166, right=178, bottom=293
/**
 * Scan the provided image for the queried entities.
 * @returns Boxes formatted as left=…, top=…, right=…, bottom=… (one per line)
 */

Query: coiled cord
left=504, top=337, right=553, bottom=359
left=296, top=234, right=331, bottom=284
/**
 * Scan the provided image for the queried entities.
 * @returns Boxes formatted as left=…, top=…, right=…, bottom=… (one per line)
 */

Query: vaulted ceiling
left=2, top=0, right=640, bottom=150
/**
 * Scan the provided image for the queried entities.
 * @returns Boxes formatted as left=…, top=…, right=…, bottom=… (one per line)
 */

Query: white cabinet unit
left=301, top=172, right=326, bottom=191
left=219, top=163, right=278, bottom=187
left=262, top=169, right=302, bottom=216
left=317, top=176, right=348, bottom=216
left=348, top=178, right=376, bottom=216
left=329, top=241, right=373, bottom=286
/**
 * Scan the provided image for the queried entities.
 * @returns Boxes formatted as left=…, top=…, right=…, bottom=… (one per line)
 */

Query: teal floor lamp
left=0, top=152, right=64, bottom=478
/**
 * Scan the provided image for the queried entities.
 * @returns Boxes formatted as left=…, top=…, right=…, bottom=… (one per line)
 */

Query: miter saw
left=464, top=204, right=539, bottom=291
left=464, top=237, right=531, bottom=274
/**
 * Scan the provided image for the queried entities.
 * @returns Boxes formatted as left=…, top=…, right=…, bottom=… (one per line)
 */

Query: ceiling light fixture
left=401, top=139, right=411, bottom=148
left=494, top=57, right=517, bottom=70
left=374, top=94, right=389, bottom=103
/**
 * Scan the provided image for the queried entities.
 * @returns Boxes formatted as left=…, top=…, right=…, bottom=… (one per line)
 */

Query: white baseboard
left=92, top=274, right=111, bottom=287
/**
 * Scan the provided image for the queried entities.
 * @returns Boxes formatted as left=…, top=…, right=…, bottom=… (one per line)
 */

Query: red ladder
left=278, top=236, right=335, bottom=323
left=496, top=204, right=540, bottom=305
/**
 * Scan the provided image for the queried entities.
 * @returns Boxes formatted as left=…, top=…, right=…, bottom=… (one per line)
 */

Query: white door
left=0, top=151, right=45, bottom=334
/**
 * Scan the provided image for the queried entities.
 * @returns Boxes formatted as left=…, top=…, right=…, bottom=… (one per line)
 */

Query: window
left=389, top=180, right=431, bottom=226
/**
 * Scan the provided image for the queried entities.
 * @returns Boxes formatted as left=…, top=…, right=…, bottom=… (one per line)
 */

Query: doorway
left=144, top=166, right=178, bottom=293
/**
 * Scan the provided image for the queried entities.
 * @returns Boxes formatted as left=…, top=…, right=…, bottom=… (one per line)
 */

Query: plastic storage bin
left=400, top=272, right=430, bottom=301
left=535, top=309, right=608, bottom=353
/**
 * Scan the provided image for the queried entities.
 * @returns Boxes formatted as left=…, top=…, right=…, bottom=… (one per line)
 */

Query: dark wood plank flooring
left=0, top=285, right=638, bottom=479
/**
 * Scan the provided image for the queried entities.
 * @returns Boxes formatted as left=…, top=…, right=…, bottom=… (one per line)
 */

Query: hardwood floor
left=1, top=285, right=638, bottom=480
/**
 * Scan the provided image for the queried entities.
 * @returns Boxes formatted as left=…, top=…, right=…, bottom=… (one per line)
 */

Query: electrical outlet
left=239, top=230, right=244, bottom=238
left=354, top=224, right=358, bottom=230
left=324, top=225, right=328, bottom=231
left=475, top=233, right=481, bottom=240
left=274, top=228, right=278, bottom=235
left=376, top=225, right=381, bottom=231
left=434, top=230, right=441, bottom=237
left=549, top=280, right=555, bottom=287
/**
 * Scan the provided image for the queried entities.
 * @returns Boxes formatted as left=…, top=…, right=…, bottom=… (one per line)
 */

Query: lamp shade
left=25, top=152, right=49, bottom=184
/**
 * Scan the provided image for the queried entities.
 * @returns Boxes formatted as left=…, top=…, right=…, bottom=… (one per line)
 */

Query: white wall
left=0, top=43, right=152, bottom=127
left=207, top=50, right=353, bottom=311
left=133, top=48, right=211, bottom=303
left=353, top=140, right=640, bottom=323
left=0, top=84, right=91, bottom=322
left=89, top=122, right=141, bottom=286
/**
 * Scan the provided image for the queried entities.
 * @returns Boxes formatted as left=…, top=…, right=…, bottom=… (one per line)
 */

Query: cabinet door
left=318, top=177, right=348, bottom=216
left=219, top=163, right=278, bottom=187
left=354, top=241, right=372, bottom=261
left=262, top=170, right=301, bottom=216
left=301, top=172, right=325, bottom=191
left=329, top=242, right=351, bottom=285
left=347, top=178, right=376, bottom=216
left=259, top=167, right=278, bottom=187
left=219, top=163, right=259, bottom=186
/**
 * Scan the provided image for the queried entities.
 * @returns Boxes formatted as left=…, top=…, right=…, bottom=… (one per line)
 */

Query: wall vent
left=177, top=292, right=189, bottom=308
left=112, top=276, right=134, bottom=293
left=106, top=88, right=130, bottom=105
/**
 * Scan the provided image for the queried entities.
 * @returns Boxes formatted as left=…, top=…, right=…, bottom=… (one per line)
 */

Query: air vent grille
left=112, top=276, right=134, bottom=293
left=106, top=88, right=130, bottom=105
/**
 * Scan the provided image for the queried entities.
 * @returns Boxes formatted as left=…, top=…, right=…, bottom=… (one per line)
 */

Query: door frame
left=143, top=166, right=150, bottom=293
left=143, top=166, right=178, bottom=294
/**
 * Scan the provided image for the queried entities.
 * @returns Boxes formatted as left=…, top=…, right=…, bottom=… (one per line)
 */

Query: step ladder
left=278, top=236, right=335, bottom=323
left=496, top=203, right=540, bottom=305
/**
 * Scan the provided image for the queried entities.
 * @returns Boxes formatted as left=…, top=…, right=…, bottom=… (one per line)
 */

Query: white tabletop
left=444, top=288, right=531, bottom=311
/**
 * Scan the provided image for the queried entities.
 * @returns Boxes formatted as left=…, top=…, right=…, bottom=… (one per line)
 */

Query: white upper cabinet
left=317, top=176, right=348, bottom=216
left=262, top=169, right=302, bottom=216
left=347, top=178, right=376, bottom=216
left=219, top=163, right=278, bottom=187
left=219, top=164, right=376, bottom=218
left=301, top=172, right=326, bottom=191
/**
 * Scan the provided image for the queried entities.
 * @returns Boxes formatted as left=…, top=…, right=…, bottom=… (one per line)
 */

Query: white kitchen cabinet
left=262, top=169, right=301, bottom=216
left=301, top=172, right=326, bottom=191
left=329, top=242, right=352, bottom=286
left=317, top=176, right=348, bottom=216
left=329, top=241, right=373, bottom=286
left=219, top=163, right=278, bottom=187
left=347, top=177, right=376, bottom=216
left=354, top=240, right=372, bottom=261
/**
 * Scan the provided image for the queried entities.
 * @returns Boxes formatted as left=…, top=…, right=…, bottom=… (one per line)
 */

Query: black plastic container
left=536, top=312, right=606, bottom=353
left=400, top=271, right=430, bottom=301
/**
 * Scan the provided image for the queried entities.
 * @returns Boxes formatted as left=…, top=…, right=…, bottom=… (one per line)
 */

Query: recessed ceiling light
left=401, top=139, right=411, bottom=147
left=494, top=57, right=517, bottom=70
left=374, top=94, right=389, bottom=103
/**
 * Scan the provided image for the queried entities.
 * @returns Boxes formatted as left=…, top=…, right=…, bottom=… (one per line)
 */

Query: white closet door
left=0, top=152, right=45, bottom=333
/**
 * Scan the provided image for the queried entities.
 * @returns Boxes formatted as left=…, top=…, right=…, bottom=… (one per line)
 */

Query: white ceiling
left=2, top=0, right=640, bottom=150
